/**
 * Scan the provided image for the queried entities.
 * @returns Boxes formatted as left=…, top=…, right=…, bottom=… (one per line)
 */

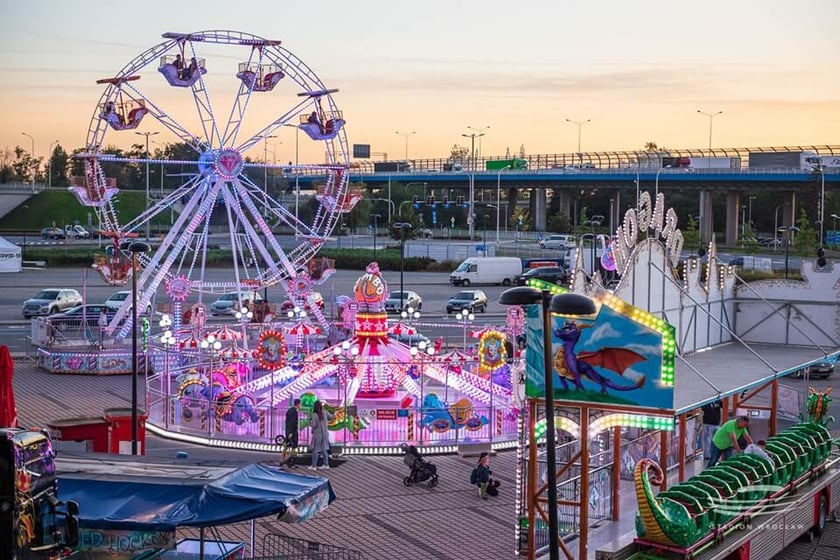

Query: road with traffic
left=0, top=267, right=513, bottom=354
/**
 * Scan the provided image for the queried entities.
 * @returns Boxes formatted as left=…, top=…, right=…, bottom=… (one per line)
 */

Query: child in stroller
left=400, top=443, right=439, bottom=488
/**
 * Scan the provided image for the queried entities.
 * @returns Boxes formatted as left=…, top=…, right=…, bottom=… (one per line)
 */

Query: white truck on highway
left=749, top=151, right=821, bottom=170
left=687, top=157, right=741, bottom=169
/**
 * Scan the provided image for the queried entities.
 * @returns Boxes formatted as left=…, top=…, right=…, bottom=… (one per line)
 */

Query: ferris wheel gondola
left=77, top=30, right=351, bottom=338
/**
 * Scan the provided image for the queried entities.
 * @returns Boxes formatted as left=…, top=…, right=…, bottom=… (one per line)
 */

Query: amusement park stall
left=55, top=456, right=335, bottom=560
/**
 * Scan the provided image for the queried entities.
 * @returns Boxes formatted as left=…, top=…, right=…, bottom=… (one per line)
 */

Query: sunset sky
left=1, top=0, right=838, bottom=165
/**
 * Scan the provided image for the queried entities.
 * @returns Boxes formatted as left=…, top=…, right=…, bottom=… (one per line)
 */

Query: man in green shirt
left=708, top=416, right=752, bottom=468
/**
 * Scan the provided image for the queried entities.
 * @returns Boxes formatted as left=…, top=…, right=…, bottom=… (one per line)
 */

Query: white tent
left=0, top=236, right=22, bottom=273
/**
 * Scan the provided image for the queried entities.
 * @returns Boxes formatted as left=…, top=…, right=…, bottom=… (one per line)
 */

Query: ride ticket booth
left=105, top=407, right=147, bottom=455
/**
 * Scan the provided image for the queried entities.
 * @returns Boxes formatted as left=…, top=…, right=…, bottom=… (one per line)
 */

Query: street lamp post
left=394, top=223, right=413, bottom=311
left=496, top=165, right=511, bottom=244
left=283, top=124, right=300, bottom=235
left=370, top=213, right=382, bottom=261
left=467, top=125, right=490, bottom=160
left=47, top=140, right=59, bottom=189
left=498, top=289, right=597, bottom=560
left=654, top=165, right=672, bottom=200
left=777, top=226, right=800, bottom=279
left=565, top=118, right=591, bottom=164
left=395, top=130, right=416, bottom=162
left=128, top=241, right=151, bottom=455
left=135, top=131, right=159, bottom=239
left=696, top=110, right=723, bottom=166
left=773, top=204, right=786, bottom=252
left=21, top=132, right=35, bottom=181
left=462, top=131, right=485, bottom=241
left=21, top=205, right=29, bottom=262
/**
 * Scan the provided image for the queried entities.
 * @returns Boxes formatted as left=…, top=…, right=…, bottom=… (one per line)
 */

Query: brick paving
left=11, top=359, right=518, bottom=560
left=10, top=358, right=839, bottom=559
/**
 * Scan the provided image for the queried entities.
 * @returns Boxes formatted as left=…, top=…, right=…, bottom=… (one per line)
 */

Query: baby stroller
left=400, top=443, right=439, bottom=488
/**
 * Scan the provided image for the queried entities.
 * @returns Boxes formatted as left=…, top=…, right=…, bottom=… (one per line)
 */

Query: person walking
left=283, top=398, right=301, bottom=468
left=308, top=400, right=331, bottom=470
left=708, top=415, right=752, bottom=468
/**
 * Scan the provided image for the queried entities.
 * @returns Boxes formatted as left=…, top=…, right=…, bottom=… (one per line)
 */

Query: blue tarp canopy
left=57, top=461, right=335, bottom=531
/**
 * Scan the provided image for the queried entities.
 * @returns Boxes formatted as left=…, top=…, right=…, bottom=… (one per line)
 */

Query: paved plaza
left=9, top=357, right=840, bottom=559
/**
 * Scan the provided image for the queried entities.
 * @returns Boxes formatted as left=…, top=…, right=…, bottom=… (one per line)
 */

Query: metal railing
left=260, top=534, right=365, bottom=560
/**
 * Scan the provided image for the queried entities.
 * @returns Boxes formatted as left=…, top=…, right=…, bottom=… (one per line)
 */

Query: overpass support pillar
left=699, top=190, right=714, bottom=244
left=784, top=192, right=797, bottom=228
left=530, top=188, right=547, bottom=231
left=555, top=189, right=572, bottom=218
left=507, top=187, right=518, bottom=226
left=725, top=191, right=740, bottom=245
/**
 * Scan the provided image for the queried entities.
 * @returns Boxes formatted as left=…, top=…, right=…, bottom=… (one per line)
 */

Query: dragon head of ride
left=805, top=387, right=833, bottom=426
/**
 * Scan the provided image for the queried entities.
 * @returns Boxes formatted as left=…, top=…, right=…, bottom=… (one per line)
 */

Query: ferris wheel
left=74, top=30, right=355, bottom=336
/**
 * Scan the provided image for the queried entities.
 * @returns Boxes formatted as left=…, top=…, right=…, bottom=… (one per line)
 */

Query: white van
left=538, top=234, right=575, bottom=250
left=449, top=257, right=523, bottom=286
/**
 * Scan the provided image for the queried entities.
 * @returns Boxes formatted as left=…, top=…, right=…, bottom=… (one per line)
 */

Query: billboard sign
left=523, top=290, right=675, bottom=411
left=353, top=144, right=371, bottom=159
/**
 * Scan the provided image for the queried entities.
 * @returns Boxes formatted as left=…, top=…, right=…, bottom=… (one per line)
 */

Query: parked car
left=210, top=292, right=263, bottom=316
left=515, top=266, right=568, bottom=286
left=48, top=304, right=115, bottom=331
left=104, top=290, right=151, bottom=315
left=791, top=360, right=835, bottom=379
left=22, top=288, right=83, bottom=318
left=416, top=228, right=433, bottom=239
left=65, top=225, right=90, bottom=239
left=280, top=292, right=324, bottom=315
left=446, top=289, right=489, bottom=314
left=538, top=234, right=576, bottom=250
left=384, top=291, right=422, bottom=313
left=40, top=227, right=66, bottom=240
left=388, top=331, right=430, bottom=346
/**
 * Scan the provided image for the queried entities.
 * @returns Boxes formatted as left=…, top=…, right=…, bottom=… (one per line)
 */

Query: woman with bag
left=308, top=400, right=332, bottom=470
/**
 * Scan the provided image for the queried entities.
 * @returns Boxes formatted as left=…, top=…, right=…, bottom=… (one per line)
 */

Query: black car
left=446, top=290, right=488, bottom=314
left=790, top=360, right=835, bottom=379
left=516, top=266, right=568, bottom=286
left=48, top=304, right=115, bottom=331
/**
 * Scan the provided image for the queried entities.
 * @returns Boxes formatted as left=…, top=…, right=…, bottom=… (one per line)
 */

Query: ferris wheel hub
left=197, top=148, right=244, bottom=179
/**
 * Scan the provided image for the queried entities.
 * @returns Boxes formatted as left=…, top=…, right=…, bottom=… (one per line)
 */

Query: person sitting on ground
left=708, top=415, right=752, bottom=468
left=744, top=439, right=773, bottom=463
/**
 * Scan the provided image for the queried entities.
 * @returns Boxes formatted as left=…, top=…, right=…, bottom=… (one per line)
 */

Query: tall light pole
left=462, top=131, right=485, bottom=241
left=262, top=135, right=277, bottom=218
left=135, top=131, right=159, bottom=239
left=815, top=163, right=826, bottom=248
left=565, top=118, right=590, bottom=164
left=370, top=213, right=381, bottom=261
left=696, top=110, right=723, bottom=166
left=128, top=241, right=151, bottom=455
left=395, top=130, right=415, bottom=162
left=774, top=204, right=785, bottom=252
left=47, top=140, right=59, bottom=189
left=499, top=289, right=597, bottom=560
left=394, top=223, right=413, bottom=310
left=21, top=132, right=35, bottom=181
left=496, top=165, right=511, bottom=244
left=467, top=125, right=490, bottom=159
left=654, top=165, right=672, bottom=199
left=778, top=226, right=800, bottom=279
left=282, top=124, right=301, bottom=234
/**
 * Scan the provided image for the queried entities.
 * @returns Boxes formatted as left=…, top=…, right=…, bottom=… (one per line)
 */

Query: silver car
left=210, top=292, right=263, bottom=315
left=22, top=289, right=83, bottom=318
left=384, top=291, right=422, bottom=313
